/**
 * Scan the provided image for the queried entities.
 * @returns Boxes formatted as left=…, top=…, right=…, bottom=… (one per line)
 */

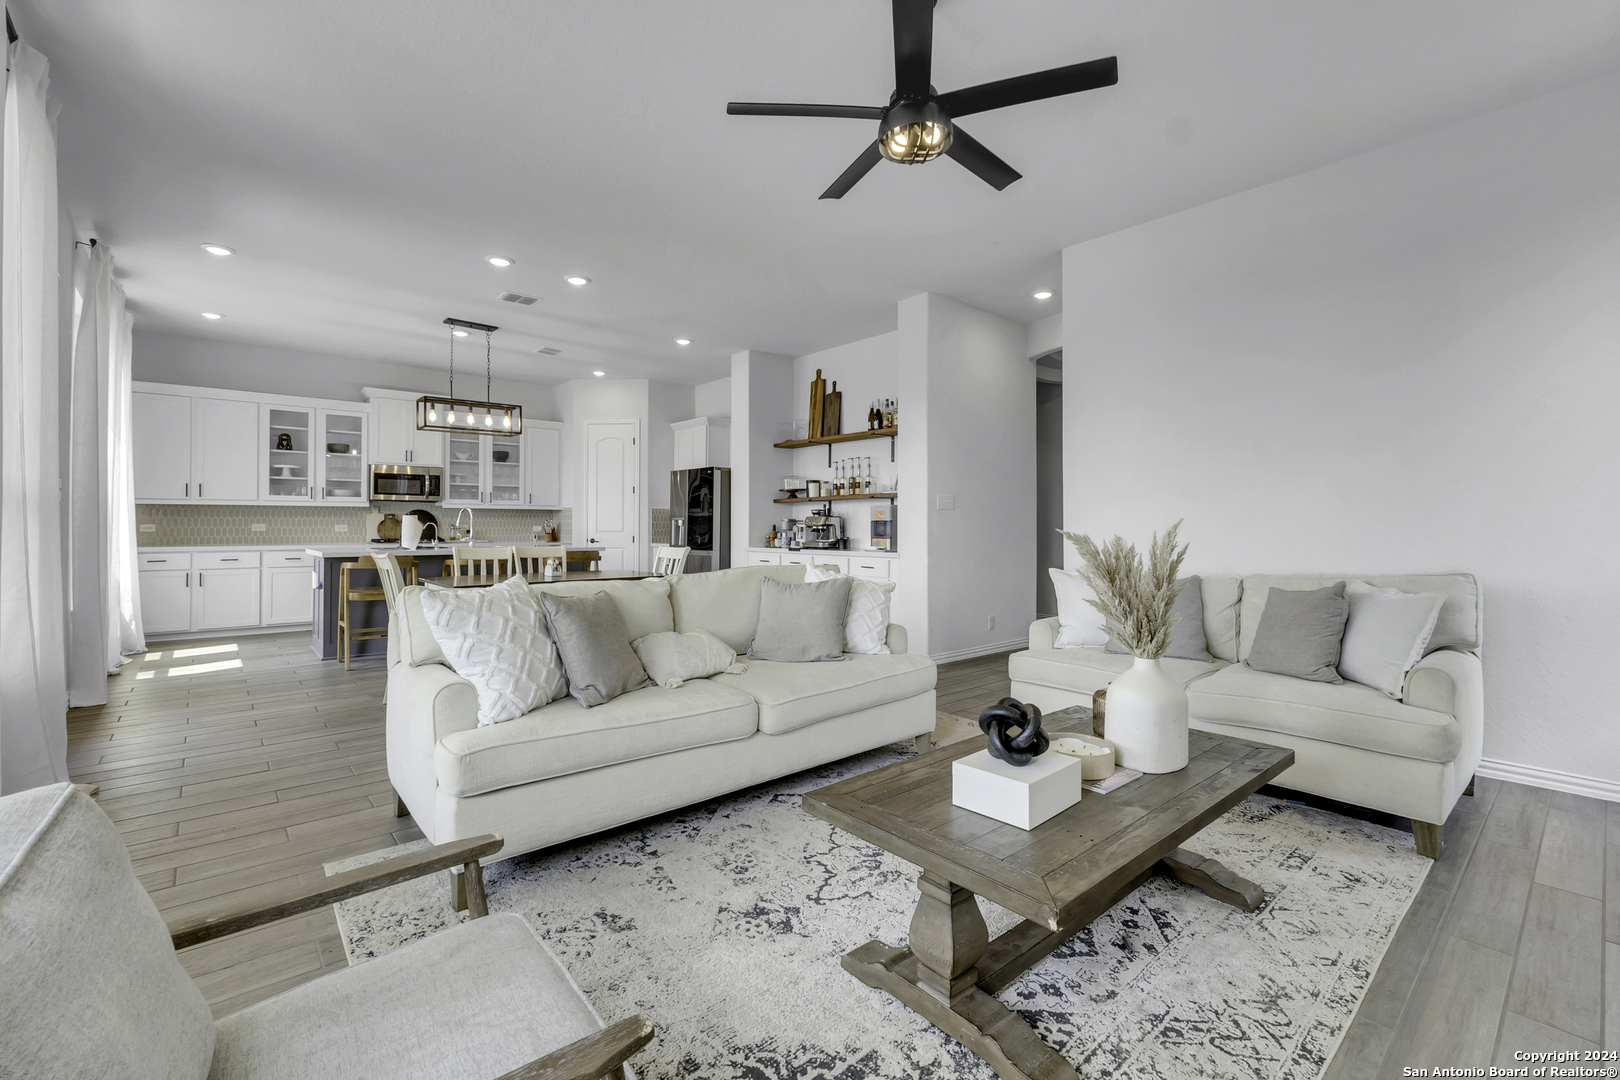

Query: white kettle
left=401, top=514, right=424, bottom=550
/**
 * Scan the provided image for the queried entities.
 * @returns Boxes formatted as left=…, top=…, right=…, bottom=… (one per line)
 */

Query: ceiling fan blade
left=937, top=56, right=1118, bottom=118
left=892, top=0, right=934, bottom=99
left=945, top=126, right=1021, bottom=190
left=727, top=102, right=885, bottom=120
left=820, top=141, right=884, bottom=200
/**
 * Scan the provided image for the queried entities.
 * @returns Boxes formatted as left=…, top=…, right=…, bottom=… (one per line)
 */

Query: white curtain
left=0, top=41, right=69, bottom=793
left=67, top=240, right=143, bottom=707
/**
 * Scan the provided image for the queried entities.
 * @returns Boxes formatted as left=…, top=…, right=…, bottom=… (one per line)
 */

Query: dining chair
left=512, top=545, right=568, bottom=577
left=651, top=545, right=690, bottom=576
left=337, top=557, right=391, bottom=670
left=373, top=552, right=419, bottom=610
left=448, top=546, right=514, bottom=583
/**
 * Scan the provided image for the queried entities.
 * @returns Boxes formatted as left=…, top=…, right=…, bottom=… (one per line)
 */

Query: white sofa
left=386, top=565, right=936, bottom=862
left=1009, top=574, right=1484, bottom=857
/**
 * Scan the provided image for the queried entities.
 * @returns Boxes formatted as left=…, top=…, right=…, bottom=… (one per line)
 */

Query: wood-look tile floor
left=70, top=638, right=1616, bottom=1068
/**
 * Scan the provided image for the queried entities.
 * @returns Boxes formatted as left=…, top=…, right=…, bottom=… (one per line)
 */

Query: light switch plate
left=334, top=524, right=348, bottom=533
left=935, top=494, right=956, bottom=510
left=139, top=524, right=156, bottom=533
left=250, top=523, right=267, bottom=532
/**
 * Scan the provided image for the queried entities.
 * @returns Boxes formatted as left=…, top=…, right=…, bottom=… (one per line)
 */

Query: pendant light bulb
left=503, top=412, right=512, bottom=429
left=466, top=413, right=475, bottom=425
left=428, top=406, right=437, bottom=422
left=446, top=409, right=455, bottom=424
left=484, top=410, right=493, bottom=427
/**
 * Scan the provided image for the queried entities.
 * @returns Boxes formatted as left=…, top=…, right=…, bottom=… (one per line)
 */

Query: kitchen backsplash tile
left=650, top=507, right=671, bottom=545
left=137, top=504, right=572, bottom=547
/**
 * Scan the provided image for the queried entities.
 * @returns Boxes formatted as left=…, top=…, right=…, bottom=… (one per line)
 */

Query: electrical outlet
left=250, top=523, right=267, bottom=532
left=988, top=615, right=996, bottom=631
left=334, top=524, right=348, bottom=533
left=935, top=494, right=956, bottom=510
left=138, top=523, right=155, bottom=533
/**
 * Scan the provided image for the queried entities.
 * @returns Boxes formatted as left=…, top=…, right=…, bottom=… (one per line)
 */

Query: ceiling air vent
left=535, top=346, right=562, bottom=355
left=499, top=292, right=540, bottom=306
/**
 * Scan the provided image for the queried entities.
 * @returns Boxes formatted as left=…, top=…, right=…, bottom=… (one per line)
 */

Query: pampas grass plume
left=1059, top=521, right=1189, bottom=659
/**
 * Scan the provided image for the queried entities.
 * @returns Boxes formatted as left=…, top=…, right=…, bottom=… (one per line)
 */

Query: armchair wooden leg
left=464, top=859, right=489, bottom=919
left=449, top=867, right=466, bottom=913
left=1412, top=820, right=1442, bottom=860
left=914, top=733, right=932, bottom=754
left=1464, top=774, right=1475, bottom=797
left=393, top=788, right=408, bottom=818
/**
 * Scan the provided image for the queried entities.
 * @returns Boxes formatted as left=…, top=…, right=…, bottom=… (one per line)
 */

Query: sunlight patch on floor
left=168, top=658, right=245, bottom=677
left=135, top=670, right=155, bottom=680
left=144, top=651, right=163, bottom=660
left=173, top=643, right=240, bottom=658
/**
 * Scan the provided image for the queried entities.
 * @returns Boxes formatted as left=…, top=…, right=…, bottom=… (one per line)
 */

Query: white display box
left=952, top=748, right=1086, bottom=830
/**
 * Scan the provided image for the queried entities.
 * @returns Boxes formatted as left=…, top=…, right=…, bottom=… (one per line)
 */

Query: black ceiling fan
left=727, top=0, right=1117, bottom=199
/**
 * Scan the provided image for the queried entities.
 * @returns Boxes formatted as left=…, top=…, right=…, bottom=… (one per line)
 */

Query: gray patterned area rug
left=328, top=745, right=1428, bottom=1080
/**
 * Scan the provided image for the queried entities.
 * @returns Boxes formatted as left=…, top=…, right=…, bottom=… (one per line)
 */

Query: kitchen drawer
left=779, top=553, right=811, bottom=567
left=748, top=552, right=781, bottom=566
left=807, top=555, right=848, bottom=574
left=264, top=551, right=313, bottom=567
left=848, top=557, right=891, bottom=580
left=138, top=552, right=191, bottom=570
left=195, top=550, right=261, bottom=569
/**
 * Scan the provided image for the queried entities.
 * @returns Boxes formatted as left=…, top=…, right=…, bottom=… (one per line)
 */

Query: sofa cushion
left=750, top=576, right=852, bottom=662
left=434, top=679, right=758, bottom=796
left=1187, top=663, right=1461, bottom=763
left=1104, top=575, right=1213, bottom=662
left=1244, top=582, right=1349, bottom=684
left=1009, top=646, right=1225, bottom=698
left=1239, top=573, right=1480, bottom=660
left=1200, top=575, right=1243, bottom=663
left=713, top=652, right=936, bottom=735
left=669, top=564, right=806, bottom=654
left=209, top=914, right=602, bottom=1080
left=418, top=576, right=567, bottom=724
left=1, top=785, right=215, bottom=1080
left=539, top=591, right=652, bottom=708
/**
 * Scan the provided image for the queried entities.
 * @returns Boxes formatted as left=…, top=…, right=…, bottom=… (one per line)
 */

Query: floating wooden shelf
left=774, top=492, right=898, bottom=504
left=773, top=426, right=897, bottom=450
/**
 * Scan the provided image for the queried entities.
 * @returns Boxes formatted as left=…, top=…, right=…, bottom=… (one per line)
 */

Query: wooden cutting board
left=809, top=367, right=826, bottom=441
left=822, top=380, right=842, bottom=437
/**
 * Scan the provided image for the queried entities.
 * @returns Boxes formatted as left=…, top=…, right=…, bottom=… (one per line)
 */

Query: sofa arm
left=386, top=662, right=480, bottom=826
left=1028, top=617, right=1060, bottom=651
left=885, top=623, right=909, bottom=654
left=1403, top=648, right=1484, bottom=776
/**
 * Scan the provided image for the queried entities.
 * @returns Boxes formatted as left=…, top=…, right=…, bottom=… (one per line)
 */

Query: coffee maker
left=802, top=511, right=844, bottom=549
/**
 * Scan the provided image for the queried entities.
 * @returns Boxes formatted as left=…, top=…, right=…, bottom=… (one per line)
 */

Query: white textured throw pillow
left=631, top=630, right=747, bottom=688
left=1049, top=568, right=1109, bottom=648
left=1338, top=580, right=1445, bottom=699
left=804, top=563, right=893, bottom=654
left=418, top=576, right=568, bottom=724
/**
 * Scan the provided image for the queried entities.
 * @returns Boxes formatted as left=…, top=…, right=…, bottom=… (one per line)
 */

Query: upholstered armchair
left=0, top=784, right=653, bottom=1080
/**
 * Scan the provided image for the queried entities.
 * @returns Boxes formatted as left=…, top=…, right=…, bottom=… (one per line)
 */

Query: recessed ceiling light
left=200, top=312, right=223, bottom=319
left=487, top=256, right=514, bottom=267
left=200, top=244, right=234, bottom=256
left=565, top=275, right=591, bottom=286
left=674, top=338, right=691, bottom=346
left=451, top=329, right=469, bottom=337
left=592, top=370, right=606, bottom=377
left=1032, top=290, right=1054, bottom=300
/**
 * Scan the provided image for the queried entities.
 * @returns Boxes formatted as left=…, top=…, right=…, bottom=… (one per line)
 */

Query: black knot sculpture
left=978, top=697, right=1049, bottom=767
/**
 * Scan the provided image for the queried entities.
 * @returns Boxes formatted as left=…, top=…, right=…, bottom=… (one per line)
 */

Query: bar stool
left=512, top=545, right=568, bottom=577
left=447, top=547, right=514, bottom=583
left=337, top=557, right=410, bottom=670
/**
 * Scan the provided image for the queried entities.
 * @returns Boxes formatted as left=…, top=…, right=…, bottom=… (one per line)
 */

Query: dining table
left=419, top=569, right=659, bottom=588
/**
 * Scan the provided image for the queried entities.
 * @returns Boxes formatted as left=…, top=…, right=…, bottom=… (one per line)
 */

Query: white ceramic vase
left=1104, top=656, right=1189, bottom=773
left=400, top=515, right=423, bottom=551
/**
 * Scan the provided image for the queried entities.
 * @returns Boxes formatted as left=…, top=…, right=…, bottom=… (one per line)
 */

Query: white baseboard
left=929, top=638, right=1028, bottom=665
left=145, top=623, right=312, bottom=643
left=1475, top=758, right=1620, bottom=803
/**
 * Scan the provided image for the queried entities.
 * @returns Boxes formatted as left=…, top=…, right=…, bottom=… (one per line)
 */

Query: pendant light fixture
left=417, top=318, right=523, bottom=436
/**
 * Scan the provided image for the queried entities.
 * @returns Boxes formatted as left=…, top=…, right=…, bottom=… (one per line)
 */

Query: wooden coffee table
left=801, top=709, right=1294, bottom=1080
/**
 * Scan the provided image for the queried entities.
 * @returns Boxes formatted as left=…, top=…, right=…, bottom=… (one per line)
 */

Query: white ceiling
left=16, top=1, right=1620, bottom=385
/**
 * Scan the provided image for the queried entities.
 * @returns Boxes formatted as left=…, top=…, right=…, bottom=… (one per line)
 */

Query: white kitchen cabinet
left=748, top=551, right=781, bottom=566
left=671, top=417, right=730, bottom=470
left=317, top=409, right=369, bottom=504
left=263, top=404, right=315, bottom=501
left=133, top=392, right=193, bottom=500
left=192, top=566, right=262, bottom=631
left=139, top=569, right=193, bottom=634
left=440, top=431, right=485, bottom=507
left=366, top=389, right=443, bottom=467
left=194, top=397, right=261, bottom=502
left=524, top=421, right=563, bottom=507
left=262, top=552, right=315, bottom=625
left=847, top=557, right=891, bottom=580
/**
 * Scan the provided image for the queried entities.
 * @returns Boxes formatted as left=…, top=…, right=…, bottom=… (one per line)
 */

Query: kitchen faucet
left=453, top=506, right=475, bottom=542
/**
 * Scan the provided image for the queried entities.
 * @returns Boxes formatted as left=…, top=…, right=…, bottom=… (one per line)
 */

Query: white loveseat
left=387, top=565, right=936, bottom=861
left=1009, top=573, right=1484, bottom=857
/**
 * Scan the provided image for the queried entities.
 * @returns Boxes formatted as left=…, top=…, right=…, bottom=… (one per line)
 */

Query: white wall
left=554, top=378, right=650, bottom=570
left=694, top=377, right=731, bottom=419
left=1061, top=71, right=1620, bottom=793
left=647, top=380, right=696, bottom=514
left=790, top=331, right=900, bottom=550
left=133, top=330, right=561, bottom=418
left=1027, top=312, right=1062, bottom=359
left=898, top=294, right=1036, bottom=660
left=729, top=351, right=795, bottom=561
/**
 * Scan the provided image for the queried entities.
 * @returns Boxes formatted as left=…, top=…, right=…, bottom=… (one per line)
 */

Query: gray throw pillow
left=749, top=577, right=853, bottom=662
left=1106, top=575, right=1212, bottom=662
left=538, top=590, right=652, bottom=707
left=1245, top=582, right=1350, bottom=683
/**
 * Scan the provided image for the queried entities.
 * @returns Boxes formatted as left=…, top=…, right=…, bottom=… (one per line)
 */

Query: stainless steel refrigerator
left=669, top=467, right=730, bottom=573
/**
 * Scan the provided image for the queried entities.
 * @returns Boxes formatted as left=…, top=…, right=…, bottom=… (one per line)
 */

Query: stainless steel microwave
left=370, top=464, right=442, bottom=502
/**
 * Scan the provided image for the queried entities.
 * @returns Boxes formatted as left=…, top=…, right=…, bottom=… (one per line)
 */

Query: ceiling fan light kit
left=726, top=0, right=1117, bottom=199
left=417, top=317, right=523, bottom=437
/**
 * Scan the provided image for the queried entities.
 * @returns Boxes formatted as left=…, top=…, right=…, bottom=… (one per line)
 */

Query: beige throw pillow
left=802, top=563, right=893, bottom=654
left=631, top=630, right=747, bottom=688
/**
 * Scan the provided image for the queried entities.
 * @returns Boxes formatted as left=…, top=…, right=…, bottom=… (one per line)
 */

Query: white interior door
left=585, top=420, right=639, bottom=571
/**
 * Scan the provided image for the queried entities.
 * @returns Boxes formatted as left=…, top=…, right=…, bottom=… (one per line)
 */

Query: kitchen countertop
left=747, top=546, right=899, bottom=558
left=303, top=541, right=579, bottom=559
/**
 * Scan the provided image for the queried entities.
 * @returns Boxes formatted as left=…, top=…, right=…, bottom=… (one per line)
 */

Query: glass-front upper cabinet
left=443, top=432, right=484, bottom=507
left=318, top=409, right=368, bottom=504
left=263, top=405, right=314, bottom=501
left=488, top=436, right=524, bottom=505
